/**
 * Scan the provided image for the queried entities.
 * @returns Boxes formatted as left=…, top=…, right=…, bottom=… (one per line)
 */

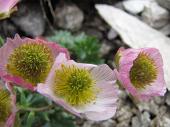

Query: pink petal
left=0, top=0, right=18, bottom=12
left=118, top=48, right=166, bottom=101
left=37, top=56, right=118, bottom=121
left=0, top=34, right=70, bottom=91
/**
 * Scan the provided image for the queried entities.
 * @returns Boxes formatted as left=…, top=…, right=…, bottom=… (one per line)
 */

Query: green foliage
left=0, top=36, right=4, bottom=47
left=15, top=87, right=76, bottom=127
left=48, top=31, right=104, bottom=64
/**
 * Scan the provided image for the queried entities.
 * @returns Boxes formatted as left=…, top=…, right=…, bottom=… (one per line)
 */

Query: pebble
left=12, top=2, right=45, bottom=37
left=107, top=29, right=118, bottom=40
left=156, top=0, right=170, bottom=10
left=55, top=4, right=84, bottom=31
left=142, top=2, right=169, bottom=29
left=165, top=92, right=170, bottom=106
left=123, top=0, right=153, bottom=15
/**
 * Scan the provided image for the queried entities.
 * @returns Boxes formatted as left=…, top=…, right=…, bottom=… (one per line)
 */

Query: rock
left=85, top=28, right=103, bottom=40
left=142, top=2, right=169, bottom=29
left=55, top=4, right=84, bottom=31
left=156, top=0, right=170, bottom=10
left=114, top=2, right=124, bottom=10
left=132, top=116, right=141, bottom=127
left=141, top=111, right=151, bottom=127
left=159, top=23, right=170, bottom=36
left=0, top=21, right=18, bottom=37
left=116, top=120, right=130, bottom=127
left=107, top=29, right=118, bottom=40
left=116, top=105, right=133, bottom=123
left=95, top=4, right=170, bottom=90
left=165, top=92, right=170, bottom=105
left=98, top=119, right=117, bottom=127
left=157, top=116, right=170, bottom=127
left=11, top=3, right=45, bottom=37
left=153, top=96, right=164, bottom=105
left=137, top=100, right=159, bottom=115
left=100, top=43, right=112, bottom=56
left=82, top=121, right=94, bottom=127
left=123, top=0, right=153, bottom=15
left=158, top=105, right=167, bottom=115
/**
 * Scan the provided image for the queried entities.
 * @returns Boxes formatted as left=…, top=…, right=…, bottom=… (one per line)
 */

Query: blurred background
left=0, top=0, right=170, bottom=127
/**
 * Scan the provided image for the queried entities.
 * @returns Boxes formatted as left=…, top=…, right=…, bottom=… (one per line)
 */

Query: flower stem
left=18, top=105, right=54, bottom=112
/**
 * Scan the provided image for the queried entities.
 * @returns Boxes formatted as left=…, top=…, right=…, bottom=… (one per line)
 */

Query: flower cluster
left=0, top=34, right=167, bottom=126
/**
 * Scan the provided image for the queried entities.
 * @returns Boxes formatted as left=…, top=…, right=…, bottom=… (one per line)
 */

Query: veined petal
left=0, top=34, right=69, bottom=91
left=37, top=55, right=118, bottom=121
left=116, top=47, right=166, bottom=101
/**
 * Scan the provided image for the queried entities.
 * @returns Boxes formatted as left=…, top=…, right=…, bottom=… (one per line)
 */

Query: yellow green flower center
left=130, top=52, right=157, bottom=89
left=0, top=89, right=12, bottom=123
left=53, top=65, right=97, bottom=106
left=6, top=42, right=53, bottom=85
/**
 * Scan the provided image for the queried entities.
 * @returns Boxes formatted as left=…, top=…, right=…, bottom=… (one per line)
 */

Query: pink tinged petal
left=118, top=48, right=166, bottom=101
left=35, top=38, right=70, bottom=60
left=37, top=83, right=81, bottom=117
left=76, top=65, right=118, bottom=121
left=136, top=48, right=166, bottom=100
left=0, top=34, right=69, bottom=91
left=45, top=53, right=68, bottom=85
left=0, top=0, right=18, bottom=12
left=2, top=75, right=35, bottom=91
left=84, top=107, right=117, bottom=121
left=90, top=64, right=117, bottom=83
left=38, top=61, right=118, bottom=121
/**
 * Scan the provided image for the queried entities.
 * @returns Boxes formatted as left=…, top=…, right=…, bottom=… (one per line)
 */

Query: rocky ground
left=0, top=0, right=170, bottom=127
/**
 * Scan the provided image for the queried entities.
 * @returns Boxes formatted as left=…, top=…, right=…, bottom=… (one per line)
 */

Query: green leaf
left=47, top=31, right=104, bottom=64
left=26, top=111, right=35, bottom=127
left=0, top=36, right=4, bottom=47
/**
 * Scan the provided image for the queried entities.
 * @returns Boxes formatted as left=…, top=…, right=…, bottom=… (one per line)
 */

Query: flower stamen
left=6, top=42, right=53, bottom=85
left=130, top=52, right=157, bottom=89
left=0, top=89, right=11, bottom=123
left=53, top=65, right=97, bottom=106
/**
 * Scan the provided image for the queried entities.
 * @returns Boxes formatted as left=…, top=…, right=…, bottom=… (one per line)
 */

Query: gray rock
left=116, top=120, right=130, bottom=127
left=159, top=23, right=170, bottom=36
left=99, top=119, right=117, bottom=127
left=95, top=4, right=170, bottom=90
left=165, top=92, right=170, bottom=105
left=123, top=0, right=153, bottom=15
left=85, top=28, right=103, bottom=40
left=158, top=105, right=167, bottom=115
left=156, top=0, right=170, bottom=10
left=142, top=2, right=169, bottom=29
left=157, top=116, right=170, bottom=127
left=107, top=29, right=118, bottom=40
left=132, top=116, right=141, bottom=127
left=116, top=105, right=133, bottom=123
left=100, top=43, right=112, bottom=56
left=141, top=111, right=151, bottom=127
left=137, top=100, right=159, bottom=115
left=153, top=96, right=164, bottom=105
left=82, top=121, right=94, bottom=127
left=55, top=4, right=84, bottom=31
left=12, top=3, right=45, bottom=37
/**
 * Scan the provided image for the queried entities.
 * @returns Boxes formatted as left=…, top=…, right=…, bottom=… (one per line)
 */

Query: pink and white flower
left=0, top=0, right=19, bottom=20
left=0, top=81, right=17, bottom=127
left=37, top=53, right=118, bottom=121
left=115, top=48, right=166, bottom=101
left=0, top=34, right=69, bottom=91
